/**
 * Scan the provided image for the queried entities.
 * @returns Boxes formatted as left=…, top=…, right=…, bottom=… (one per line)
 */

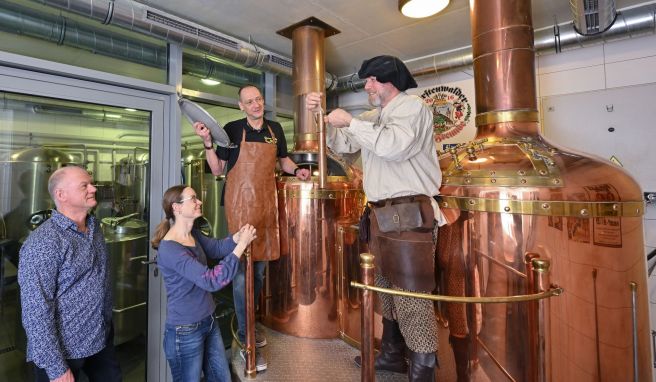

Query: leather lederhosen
left=368, top=194, right=436, bottom=292
left=224, top=125, right=280, bottom=261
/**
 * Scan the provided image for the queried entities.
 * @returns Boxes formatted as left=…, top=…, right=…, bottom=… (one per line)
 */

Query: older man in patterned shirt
left=18, top=166, right=121, bottom=382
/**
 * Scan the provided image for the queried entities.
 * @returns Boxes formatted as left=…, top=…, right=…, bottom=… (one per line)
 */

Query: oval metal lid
left=178, top=97, right=234, bottom=148
left=102, top=217, right=147, bottom=234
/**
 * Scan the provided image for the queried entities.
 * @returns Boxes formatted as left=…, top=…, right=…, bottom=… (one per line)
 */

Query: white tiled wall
left=539, top=35, right=656, bottom=378
left=538, top=65, right=606, bottom=97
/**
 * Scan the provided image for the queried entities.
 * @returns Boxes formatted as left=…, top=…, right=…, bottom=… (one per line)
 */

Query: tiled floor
left=229, top=323, right=463, bottom=382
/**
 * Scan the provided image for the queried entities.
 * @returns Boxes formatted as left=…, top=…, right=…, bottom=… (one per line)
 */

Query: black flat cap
left=357, top=55, right=417, bottom=91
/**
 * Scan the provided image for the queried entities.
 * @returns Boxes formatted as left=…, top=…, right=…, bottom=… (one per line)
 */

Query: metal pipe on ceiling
left=535, top=2, right=656, bottom=52
left=30, top=0, right=338, bottom=89
left=336, top=1, right=656, bottom=92
left=17, top=0, right=655, bottom=92
left=0, top=1, right=262, bottom=87
left=35, top=0, right=288, bottom=72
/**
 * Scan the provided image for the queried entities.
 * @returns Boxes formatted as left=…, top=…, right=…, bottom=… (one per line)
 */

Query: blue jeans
left=233, top=259, right=266, bottom=343
left=163, top=315, right=231, bottom=382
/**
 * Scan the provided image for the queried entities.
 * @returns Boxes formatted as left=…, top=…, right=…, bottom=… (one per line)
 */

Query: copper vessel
left=264, top=156, right=363, bottom=338
left=263, top=19, right=367, bottom=338
left=436, top=1, right=651, bottom=381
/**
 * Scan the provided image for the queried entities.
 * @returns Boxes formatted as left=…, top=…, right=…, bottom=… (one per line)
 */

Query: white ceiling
left=134, top=0, right=648, bottom=77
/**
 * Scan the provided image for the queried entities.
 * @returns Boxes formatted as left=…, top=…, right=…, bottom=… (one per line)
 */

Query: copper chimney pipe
left=278, top=17, right=338, bottom=152
left=471, top=0, right=539, bottom=138
left=435, top=1, right=651, bottom=381
left=292, top=24, right=324, bottom=152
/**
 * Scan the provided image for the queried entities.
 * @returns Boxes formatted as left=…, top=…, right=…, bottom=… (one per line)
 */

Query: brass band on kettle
left=439, top=195, right=645, bottom=217
left=475, top=110, right=539, bottom=126
left=295, top=132, right=318, bottom=141
left=277, top=188, right=364, bottom=199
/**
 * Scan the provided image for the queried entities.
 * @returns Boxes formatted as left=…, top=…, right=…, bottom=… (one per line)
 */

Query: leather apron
left=224, top=125, right=280, bottom=261
left=368, top=195, right=436, bottom=292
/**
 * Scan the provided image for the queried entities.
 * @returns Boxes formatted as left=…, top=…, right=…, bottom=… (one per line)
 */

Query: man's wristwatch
left=293, top=167, right=302, bottom=176
left=204, top=143, right=213, bottom=150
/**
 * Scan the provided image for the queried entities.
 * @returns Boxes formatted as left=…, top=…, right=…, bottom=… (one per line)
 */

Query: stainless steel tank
left=435, top=1, right=652, bottom=381
left=0, top=147, right=76, bottom=242
left=182, top=148, right=228, bottom=238
left=102, top=215, right=148, bottom=345
left=181, top=146, right=202, bottom=191
left=112, top=150, right=148, bottom=216
left=264, top=152, right=364, bottom=338
left=0, top=214, right=6, bottom=240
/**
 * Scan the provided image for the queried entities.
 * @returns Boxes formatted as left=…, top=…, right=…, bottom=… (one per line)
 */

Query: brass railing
left=349, top=282, right=563, bottom=303
left=351, top=252, right=563, bottom=382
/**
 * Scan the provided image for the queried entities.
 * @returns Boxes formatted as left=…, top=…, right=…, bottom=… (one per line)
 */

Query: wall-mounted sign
left=411, top=80, right=477, bottom=151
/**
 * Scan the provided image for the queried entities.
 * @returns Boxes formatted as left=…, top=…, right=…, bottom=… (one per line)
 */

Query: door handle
left=141, top=257, right=158, bottom=277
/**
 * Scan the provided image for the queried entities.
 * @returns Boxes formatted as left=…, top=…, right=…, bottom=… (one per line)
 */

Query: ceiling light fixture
left=399, top=0, right=449, bottom=18
left=200, top=78, right=221, bottom=86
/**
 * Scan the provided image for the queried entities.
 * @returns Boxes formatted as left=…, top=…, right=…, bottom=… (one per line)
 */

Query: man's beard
left=368, top=94, right=381, bottom=107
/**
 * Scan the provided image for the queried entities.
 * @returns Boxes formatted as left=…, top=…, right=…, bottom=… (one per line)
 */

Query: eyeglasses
left=177, top=195, right=199, bottom=204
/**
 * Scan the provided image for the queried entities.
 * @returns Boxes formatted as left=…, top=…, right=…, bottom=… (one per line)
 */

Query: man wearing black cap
left=307, top=55, right=442, bottom=381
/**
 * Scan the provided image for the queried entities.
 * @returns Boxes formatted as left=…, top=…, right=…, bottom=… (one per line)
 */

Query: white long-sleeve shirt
left=327, top=92, right=442, bottom=202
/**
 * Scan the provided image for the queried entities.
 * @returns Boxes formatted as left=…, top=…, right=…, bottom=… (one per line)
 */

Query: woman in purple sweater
left=151, top=185, right=256, bottom=382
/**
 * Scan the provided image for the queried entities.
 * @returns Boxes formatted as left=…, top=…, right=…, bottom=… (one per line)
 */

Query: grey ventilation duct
left=535, top=2, right=656, bottom=52
left=0, top=1, right=262, bottom=87
left=336, top=2, right=656, bottom=92
left=571, top=0, right=617, bottom=35
left=31, top=0, right=338, bottom=89
left=36, top=0, right=291, bottom=73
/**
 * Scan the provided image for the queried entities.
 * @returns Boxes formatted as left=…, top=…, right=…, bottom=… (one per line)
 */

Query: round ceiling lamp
left=399, top=0, right=450, bottom=18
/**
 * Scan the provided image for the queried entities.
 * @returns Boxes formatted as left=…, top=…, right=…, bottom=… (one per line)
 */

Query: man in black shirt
left=193, top=84, right=309, bottom=372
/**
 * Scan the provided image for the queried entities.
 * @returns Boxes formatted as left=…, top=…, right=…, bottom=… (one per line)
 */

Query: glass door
left=0, top=64, right=171, bottom=381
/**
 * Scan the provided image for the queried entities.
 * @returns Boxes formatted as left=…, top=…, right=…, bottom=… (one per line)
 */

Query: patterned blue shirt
left=18, top=210, right=112, bottom=379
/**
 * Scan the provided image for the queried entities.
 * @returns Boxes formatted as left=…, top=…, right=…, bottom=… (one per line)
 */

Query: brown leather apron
left=224, top=125, right=280, bottom=261
left=368, top=195, right=436, bottom=292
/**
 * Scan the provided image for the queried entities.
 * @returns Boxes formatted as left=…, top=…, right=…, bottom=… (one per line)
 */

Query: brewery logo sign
left=420, top=86, right=472, bottom=142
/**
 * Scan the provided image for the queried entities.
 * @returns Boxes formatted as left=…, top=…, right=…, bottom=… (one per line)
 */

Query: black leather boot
left=450, top=335, right=470, bottom=382
left=354, top=318, right=408, bottom=373
left=407, top=350, right=436, bottom=382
